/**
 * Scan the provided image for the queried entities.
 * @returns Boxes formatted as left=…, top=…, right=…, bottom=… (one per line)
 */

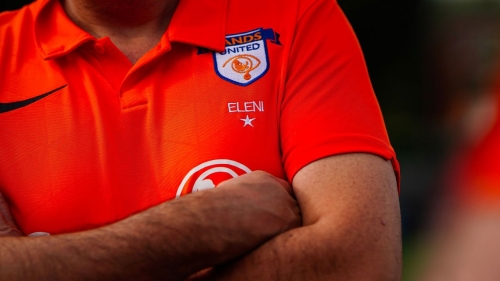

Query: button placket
left=94, top=42, right=105, bottom=54
left=87, top=38, right=133, bottom=93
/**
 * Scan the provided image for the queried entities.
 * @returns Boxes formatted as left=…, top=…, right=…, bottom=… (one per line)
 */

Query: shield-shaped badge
left=213, top=28, right=281, bottom=87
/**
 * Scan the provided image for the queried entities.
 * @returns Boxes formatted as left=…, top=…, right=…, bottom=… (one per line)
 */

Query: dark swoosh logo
left=0, top=85, right=67, bottom=114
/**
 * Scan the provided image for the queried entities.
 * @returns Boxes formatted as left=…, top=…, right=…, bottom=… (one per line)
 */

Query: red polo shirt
left=0, top=0, right=399, bottom=235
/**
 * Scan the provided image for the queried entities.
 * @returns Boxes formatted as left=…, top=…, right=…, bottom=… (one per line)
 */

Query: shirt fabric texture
left=0, top=0, right=400, bottom=235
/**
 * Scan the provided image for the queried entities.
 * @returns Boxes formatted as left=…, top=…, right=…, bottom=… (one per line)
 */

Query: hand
left=215, top=170, right=301, bottom=237
left=0, top=193, right=22, bottom=237
left=0, top=173, right=299, bottom=280
left=173, top=171, right=301, bottom=264
left=182, top=171, right=301, bottom=280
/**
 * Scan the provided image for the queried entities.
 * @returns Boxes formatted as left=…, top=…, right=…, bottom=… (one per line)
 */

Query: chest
left=0, top=39, right=286, bottom=234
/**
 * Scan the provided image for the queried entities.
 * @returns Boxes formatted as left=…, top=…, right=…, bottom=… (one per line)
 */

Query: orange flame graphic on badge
left=223, top=54, right=261, bottom=80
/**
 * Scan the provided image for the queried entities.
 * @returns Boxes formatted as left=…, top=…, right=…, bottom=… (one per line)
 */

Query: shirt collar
left=34, top=0, right=228, bottom=60
left=167, top=0, right=228, bottom=52
left=34, top=0, right=94, bottom=60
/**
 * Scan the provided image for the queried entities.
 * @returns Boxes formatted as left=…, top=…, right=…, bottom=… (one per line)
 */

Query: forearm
left=0, top=197, right=231, bottom=280
left=0, top=171, right=300, bottom=280
left=0, top=227, right=158, bottom=280
left=193, top=219, right=401, bottom=281
left=191, top=154, right=402, bottom=281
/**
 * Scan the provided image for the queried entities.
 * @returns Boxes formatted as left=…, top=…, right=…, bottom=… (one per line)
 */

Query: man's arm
left=0, top=172, right=301, bottom=281
left=190, top=153, right=401, bottom=280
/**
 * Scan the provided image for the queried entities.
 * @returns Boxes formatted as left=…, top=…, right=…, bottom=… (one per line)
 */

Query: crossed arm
left=0, top=153, right=401, bottom=280
left=190, top=153, right=402, bottom=280
left=0, top=172, right=300, bottom=280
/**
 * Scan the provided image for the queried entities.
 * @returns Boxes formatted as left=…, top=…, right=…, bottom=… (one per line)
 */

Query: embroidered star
left=240, top=115, right=256, bottom=127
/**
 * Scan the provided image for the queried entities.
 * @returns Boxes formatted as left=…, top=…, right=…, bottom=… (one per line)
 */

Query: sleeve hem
left=285, top=135, right=401, bottom=194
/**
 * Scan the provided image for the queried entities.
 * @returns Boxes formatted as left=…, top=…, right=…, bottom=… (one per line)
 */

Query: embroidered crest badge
left=213, top=28, right=281, bottom=86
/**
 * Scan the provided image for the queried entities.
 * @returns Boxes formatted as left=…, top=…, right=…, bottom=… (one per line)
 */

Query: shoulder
left=225, top=0, right=332, bottom=17
left=223, top=0, right=336, bottom=39
left=293, top=0, right=339, bottom=19
left=0, top=1, right=61, bottom=100
left=0, top=1, right=40, bottom=39
left=0, top=1, right=40, bottom=64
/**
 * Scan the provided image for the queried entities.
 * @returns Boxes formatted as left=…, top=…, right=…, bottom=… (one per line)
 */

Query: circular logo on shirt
left=176, top=159, right=252, bottom=198
left=223, top=54, right=261, bottom=81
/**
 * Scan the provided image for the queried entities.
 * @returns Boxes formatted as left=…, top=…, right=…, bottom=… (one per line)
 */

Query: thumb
left=272, top=177, right=295, bottom=197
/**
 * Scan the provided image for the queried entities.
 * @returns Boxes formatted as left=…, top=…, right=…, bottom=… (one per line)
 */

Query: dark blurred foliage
left=338, top=0, right=435, bottom=240
left=340, top=0, right=429, bottom=151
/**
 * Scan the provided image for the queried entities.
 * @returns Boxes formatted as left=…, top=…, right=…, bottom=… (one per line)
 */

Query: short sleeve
left=280, top=0, right=400, bottom=187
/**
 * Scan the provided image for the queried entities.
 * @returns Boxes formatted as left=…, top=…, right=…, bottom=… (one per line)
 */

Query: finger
left=0, top=225, right=22, bottom=237
left=217, top=170, right=294, bottom=196
left=249, top=171, right=295, bottom=196
left=272, top=176, right=294, bottom=197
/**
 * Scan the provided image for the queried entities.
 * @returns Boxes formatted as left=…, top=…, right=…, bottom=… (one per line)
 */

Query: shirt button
left=94, top=43, right=105, bottom=54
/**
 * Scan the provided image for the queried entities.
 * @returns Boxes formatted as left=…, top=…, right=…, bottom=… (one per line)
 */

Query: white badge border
left=212, top=28, right=271, bottom=87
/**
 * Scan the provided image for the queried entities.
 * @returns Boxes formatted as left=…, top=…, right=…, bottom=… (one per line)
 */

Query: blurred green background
left=2, top=0, right=500, bottom=279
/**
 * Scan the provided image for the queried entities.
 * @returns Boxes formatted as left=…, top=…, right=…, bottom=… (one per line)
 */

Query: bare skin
left=62, top=0, right=180, bottom=64
left=2, top=1, right=402, bottom=279
left=0, top=171, right=301, bottom=280
left=0, top=154, right=401, bottom=281
left=188, top=154, right=402, bottom=281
